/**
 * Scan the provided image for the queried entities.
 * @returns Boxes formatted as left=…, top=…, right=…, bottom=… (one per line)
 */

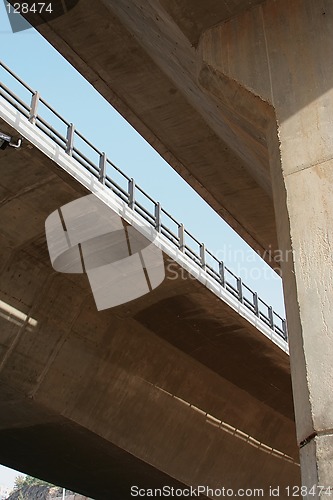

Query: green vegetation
left=14, top=475, right=54, bottom=490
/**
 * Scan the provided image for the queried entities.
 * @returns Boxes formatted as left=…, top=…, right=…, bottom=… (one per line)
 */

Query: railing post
left=155, top=202, right=161, bottom=232
left=128, top=178, right=135, bottom=209
left=219, top=261, right=225, bottom=287
left=178, top=223, right=185, bottom=252
left=99, top=152, right=107, bottom=184
left=66, top=123, right=75, bottom=156
left=253, top=292, right=259, bottom=316
left=200, top=243, right=206, bottom=270
left=282, top=319, right=288, bottom=340
left=268, top=306, right=274, bottom=329
left=29, top=91, right=40, bottom=125
left=237, top=277, right=243, bottom=303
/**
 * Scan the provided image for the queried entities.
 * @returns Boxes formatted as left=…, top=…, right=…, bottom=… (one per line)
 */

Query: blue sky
left=0, top=4, right=285, bottom=488
left=0, top=464, right=21, bottom=491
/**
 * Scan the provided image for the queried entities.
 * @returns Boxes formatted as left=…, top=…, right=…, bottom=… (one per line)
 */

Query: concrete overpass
left=14, top=0, right=333, bottom=491
left=0, top=63, right=299, bottom=497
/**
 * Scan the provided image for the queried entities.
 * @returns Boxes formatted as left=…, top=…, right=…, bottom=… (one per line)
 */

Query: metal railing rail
left=0, top=60, right=288, bottom=341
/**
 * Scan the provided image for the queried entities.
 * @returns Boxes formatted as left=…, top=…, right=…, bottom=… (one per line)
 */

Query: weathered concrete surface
left=200, top=0, right=333, bottom=492
left=159, top=0, right=267, bottom=47
left=0, top=119, right=299, bottom=497
left=18, top=0, right=279, bottom=269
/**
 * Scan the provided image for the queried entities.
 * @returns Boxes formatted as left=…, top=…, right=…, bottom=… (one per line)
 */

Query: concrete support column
left=199, top=0, right=333, bottom=493
left=267, top=120, right=333, bottom=491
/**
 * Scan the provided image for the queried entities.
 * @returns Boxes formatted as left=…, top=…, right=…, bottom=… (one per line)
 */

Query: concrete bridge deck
left=0, top=67, right=299, bottom=497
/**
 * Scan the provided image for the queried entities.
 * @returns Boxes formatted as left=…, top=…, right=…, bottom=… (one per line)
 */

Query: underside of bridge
left=19, top=0, right=278, bottom=269
left=0, top=117, right=299, bottom=497
left=4, top=0, right=333, bottom=493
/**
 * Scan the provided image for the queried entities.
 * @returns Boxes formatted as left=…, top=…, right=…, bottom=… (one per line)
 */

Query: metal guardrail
left=0, top=60, right=288, bottom=341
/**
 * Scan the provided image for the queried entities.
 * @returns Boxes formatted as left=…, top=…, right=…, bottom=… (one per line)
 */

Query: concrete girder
left=0, top=116, right=299, bottom=497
